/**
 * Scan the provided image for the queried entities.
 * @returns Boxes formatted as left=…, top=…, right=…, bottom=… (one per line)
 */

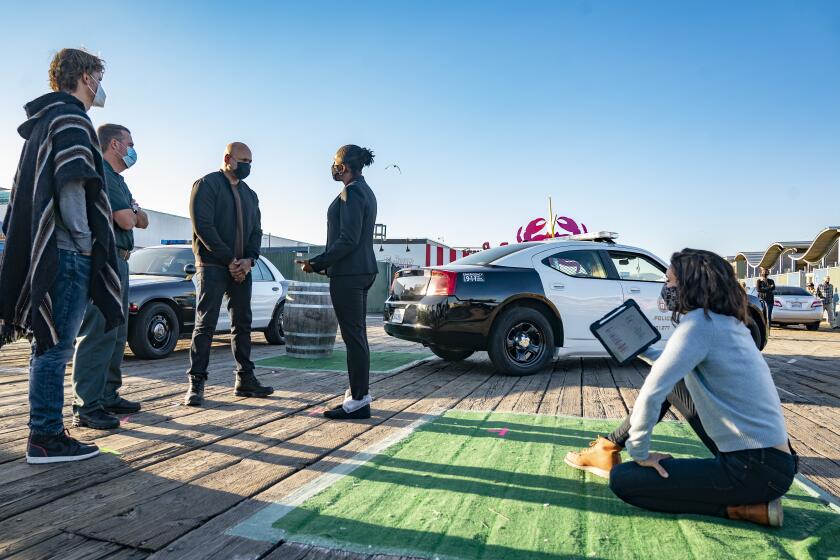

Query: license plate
left=391, top=308, right=405, bottom=323
left=790, top=302, right=802, bottom=309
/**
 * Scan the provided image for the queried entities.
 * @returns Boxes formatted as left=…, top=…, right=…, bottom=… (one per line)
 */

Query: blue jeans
left=28, top=250, right=91, bottom=435
left=610, top=446, right=797, bottom=517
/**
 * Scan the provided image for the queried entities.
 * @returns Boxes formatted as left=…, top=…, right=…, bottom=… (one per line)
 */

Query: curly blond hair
left=49, top=48, right=105, bottom=93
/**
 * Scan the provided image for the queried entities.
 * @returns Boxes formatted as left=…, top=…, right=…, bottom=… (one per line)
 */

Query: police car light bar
left=564, top=231, right=619, bottom=243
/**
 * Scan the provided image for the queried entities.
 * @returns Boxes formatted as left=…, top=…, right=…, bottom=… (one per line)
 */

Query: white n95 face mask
left=88, top=76, right=107, bottom=108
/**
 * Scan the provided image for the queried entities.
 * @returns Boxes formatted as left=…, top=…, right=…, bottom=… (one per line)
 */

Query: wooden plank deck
left=0, top=319, right=838, bottom=559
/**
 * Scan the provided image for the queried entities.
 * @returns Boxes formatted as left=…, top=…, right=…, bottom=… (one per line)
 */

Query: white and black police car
left=384, top=232, right=768, bottom=376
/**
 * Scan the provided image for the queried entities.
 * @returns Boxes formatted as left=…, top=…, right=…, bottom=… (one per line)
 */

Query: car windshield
left=776, top=286, right=810, bottom=296
left=129, top=247, right=195, bottom=277
left=455, top=244, right=531, bottom=265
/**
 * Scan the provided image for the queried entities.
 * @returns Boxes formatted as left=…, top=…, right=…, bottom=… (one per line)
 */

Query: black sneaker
left=26, top=430, right=100, bottom=464
left=72, top=409, right=120, bottom=430
left=184, top=376, right=205, bottom=406
left=234, top=371, right=274, bottom=398
left=103, top=397, right=141, bottom=415
left=323, top=404, right=371, bottom=420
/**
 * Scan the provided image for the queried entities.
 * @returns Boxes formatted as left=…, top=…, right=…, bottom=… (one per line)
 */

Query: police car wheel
left=429, top=345, right=474, bottom=361
left=488, top=306, right=554, bottom=376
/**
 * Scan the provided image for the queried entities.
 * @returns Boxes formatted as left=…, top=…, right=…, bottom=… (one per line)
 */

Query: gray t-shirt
left=625, top=309, right=788, bottom=460
left=55, top=178, right=92, bottom=253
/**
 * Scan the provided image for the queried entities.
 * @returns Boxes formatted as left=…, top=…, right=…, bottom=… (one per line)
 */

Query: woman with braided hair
left=565, top=249, right=797, bottom=527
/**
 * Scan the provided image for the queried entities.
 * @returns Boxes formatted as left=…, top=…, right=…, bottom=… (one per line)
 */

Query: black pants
left=330, top=274, right=376, bottom=401
left=187, top=266, right=253, bottom=379
left=607, top=381, right=797, bottom=517
left=765, top=299, right=774, bottom=324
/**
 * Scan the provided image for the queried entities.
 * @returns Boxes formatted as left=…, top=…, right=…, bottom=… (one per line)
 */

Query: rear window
left=775, top=286, right=810, bottom=296
left=455, top=244, right=529, bottom=265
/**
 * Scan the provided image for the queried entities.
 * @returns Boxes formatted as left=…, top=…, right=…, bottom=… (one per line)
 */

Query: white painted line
left=0, top=367, right=29, bottom=375
left=227, top=407, right=447, bottom=543
left=787, top=358, right=798, bottom=364
left=255, top=356, right=433, bottom=374
left=793, top=474, right=840, bottom=513
left=776, top=386, right=804, bottom=399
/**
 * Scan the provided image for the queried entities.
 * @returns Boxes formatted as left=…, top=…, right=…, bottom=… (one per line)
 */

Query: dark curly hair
left=670, top=248, right=748, bottom=324
left=336, top=145, right=374, bottom=175
left=49, top=48, right=105, bottom=93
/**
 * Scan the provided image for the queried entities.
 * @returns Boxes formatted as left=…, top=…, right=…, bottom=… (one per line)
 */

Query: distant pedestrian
left=0, top=48, right=123, bottom=464
left=71, top=124, right=148, bottom=429
left=816, top=276, right=837, bottom=329
left=756, top=267, right=776, bottom=326
left=298, top=145, right=378, bottom=420
left=184, top=142, right=273, bottom=406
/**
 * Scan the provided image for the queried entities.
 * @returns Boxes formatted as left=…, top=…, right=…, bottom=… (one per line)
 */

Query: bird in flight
left=385, top=164, right=402, bottom=174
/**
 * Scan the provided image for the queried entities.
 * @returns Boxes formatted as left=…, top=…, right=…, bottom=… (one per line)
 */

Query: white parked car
left=385, top=233, right=769, bottom=375
left=127, top=245, right=287, bottom=359
left=750, top=285, right=823, bottom=331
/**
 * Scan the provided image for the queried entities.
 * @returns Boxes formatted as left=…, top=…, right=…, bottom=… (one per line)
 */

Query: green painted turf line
left=259, top=412, right=839, bottom=559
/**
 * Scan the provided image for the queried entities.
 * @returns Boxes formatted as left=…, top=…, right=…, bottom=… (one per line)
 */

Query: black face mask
left=331, top=163, right=346, bottom=182
left=660, top=284, right=680, bottom=312
left=234, top=162, right=251, bottom=180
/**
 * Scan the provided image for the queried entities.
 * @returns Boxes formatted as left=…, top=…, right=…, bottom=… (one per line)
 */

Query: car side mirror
left=184, top=264, right=196, bottom=275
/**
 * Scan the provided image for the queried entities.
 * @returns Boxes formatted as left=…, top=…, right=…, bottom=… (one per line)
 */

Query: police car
left=384, top=232, right=768, bottom=376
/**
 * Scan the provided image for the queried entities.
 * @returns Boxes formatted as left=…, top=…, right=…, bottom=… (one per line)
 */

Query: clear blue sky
left=2, top=1, right=838, bottom=260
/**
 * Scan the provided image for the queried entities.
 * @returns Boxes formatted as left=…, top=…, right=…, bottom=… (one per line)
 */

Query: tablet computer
left=589, top=299, right=661, bottom=365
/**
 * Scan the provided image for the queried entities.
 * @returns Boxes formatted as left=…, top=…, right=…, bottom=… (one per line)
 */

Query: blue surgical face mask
left=122, top=146, right=138, bottom=168
left=116, top=141, right=137, bottom=168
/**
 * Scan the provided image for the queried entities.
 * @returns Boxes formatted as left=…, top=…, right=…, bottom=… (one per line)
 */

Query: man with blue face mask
left=71, top=124, right=149, bottom=429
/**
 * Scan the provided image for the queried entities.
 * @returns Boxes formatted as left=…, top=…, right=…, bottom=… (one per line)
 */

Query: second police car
left=384, top=232, right=768, bottom=376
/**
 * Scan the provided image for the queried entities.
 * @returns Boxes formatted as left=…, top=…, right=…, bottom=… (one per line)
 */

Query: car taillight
left=426, top=270, right=457, bottom=296
left=812, top=300, right=823, bottom=308
left=773, top=300, right=783, bottom=308
left=128, top=303, right=139, bottom=313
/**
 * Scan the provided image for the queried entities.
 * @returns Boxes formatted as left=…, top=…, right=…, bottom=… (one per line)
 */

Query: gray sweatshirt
left=625, top=308, right=788, bottom=461
left=55, top=178, right=92, bottom=253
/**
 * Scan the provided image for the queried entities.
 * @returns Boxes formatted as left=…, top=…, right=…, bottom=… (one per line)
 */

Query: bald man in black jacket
left=301, top=145, right=378, bottom=420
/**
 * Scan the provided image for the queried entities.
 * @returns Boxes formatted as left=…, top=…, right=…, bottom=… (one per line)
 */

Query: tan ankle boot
left=726, top=498, right=783, bottom=527
left=564, top=436, right=622, bottom=478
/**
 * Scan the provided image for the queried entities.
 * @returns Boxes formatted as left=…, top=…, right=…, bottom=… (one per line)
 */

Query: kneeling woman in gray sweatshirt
left=572, top=249, right=796, bottom=527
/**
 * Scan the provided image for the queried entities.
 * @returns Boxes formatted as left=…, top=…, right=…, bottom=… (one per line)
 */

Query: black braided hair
left=336, top=145, right=375, bottom=175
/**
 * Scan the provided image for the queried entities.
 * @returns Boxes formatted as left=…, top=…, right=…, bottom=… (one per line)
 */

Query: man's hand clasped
left=229, top=258, right=252, bottom=283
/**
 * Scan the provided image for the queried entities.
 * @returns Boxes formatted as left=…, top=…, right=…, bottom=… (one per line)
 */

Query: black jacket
left=756, top=278, right=775, bottom=302
left=190, top=171, right=262, bottom=267
left=310, top=178, right=378, bottom=277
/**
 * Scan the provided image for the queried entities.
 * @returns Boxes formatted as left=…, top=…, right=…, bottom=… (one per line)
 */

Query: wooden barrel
left=284, top=281, right=338, bottom=359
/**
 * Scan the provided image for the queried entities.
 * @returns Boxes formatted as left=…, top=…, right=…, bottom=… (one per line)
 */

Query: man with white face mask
left=0, top=48, right=123, bottom=464
left=71, top=124, right=149, bottom=429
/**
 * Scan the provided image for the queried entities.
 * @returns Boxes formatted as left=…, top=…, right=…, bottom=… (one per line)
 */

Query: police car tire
left=128, top=302, right=180, bottom=360
left=488, top=306, right=554, bottom=376
left=264, top=302, right=286, bottom=345
left=429, top=345, right=474, bottom=361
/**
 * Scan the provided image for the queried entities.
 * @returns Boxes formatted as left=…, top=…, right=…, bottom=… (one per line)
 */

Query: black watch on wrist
left=250, top=258, right=256, bottom=267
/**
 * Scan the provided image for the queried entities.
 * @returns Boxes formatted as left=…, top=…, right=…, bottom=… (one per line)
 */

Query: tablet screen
left=593, top=303, right=660, bottom=363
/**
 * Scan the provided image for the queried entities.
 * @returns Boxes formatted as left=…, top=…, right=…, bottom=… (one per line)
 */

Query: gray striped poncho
left=0, top=92, right=122, bottom=354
